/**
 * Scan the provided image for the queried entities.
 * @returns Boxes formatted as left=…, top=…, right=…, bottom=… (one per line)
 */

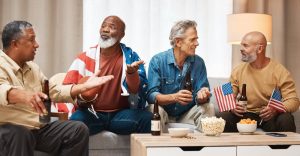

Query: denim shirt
left=147, top=48, right=210, bottom=117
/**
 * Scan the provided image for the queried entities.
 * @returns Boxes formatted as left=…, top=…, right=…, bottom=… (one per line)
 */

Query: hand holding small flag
left=259, top=87, right=286, bottom=125
left=213, top=82, right=236, bottom=112
left=267, top=87, right=286, bottom=113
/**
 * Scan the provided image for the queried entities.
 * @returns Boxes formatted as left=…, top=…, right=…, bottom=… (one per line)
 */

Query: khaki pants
left=148, top=103, right=215, bottom=132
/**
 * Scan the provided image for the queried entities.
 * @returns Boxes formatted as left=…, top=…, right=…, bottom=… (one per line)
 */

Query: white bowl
left=168, top=128, right=189, bottom=137
left=201, top=117, right=225, bottom=136
left=167, top=123, right=196, bottom=133
left=237, top=123, right=257, bottom=134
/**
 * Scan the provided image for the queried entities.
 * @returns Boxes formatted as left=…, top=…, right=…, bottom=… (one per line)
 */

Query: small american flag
left=214, top=82, right=236, bottom=112
left=268, top=88, right=286, bottom=113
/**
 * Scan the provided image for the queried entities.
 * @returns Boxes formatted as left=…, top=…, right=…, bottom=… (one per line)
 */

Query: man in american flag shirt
left=63, top=16, right=152, bottom=135
left=218, top=31, right=300, bottom=132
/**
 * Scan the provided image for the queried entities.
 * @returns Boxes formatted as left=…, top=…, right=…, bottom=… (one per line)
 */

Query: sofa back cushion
left=208, top=77, right=229, bottom=114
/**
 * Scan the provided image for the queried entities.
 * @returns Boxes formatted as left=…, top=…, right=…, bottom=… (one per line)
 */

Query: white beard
left=98, top=37, right=118, bottom=49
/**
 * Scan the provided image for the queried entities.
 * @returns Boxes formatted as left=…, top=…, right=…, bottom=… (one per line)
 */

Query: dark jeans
left=0, top=121, right=89, bottom=156
left=70, top=107, right=152, bottom=135
left=217, top=112, right=296, bottom=132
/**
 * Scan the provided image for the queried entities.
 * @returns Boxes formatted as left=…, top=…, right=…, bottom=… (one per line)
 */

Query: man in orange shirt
left=63, top=16, right=152, bottom=135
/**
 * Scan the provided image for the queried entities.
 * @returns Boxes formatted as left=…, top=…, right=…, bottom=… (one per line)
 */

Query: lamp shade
left=227, top=13, right=272, bottom=44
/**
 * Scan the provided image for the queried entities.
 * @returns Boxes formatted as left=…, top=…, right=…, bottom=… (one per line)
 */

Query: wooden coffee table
left=131, top=132, right=300, bottom=156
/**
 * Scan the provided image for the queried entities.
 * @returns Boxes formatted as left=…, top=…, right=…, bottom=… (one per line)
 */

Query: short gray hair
left=169, top=20, right=197, bottom=47
left=1, top=21, right=32, bottom=50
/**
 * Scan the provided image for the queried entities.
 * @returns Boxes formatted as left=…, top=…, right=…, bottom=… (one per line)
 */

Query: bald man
left=218, top=31, right=300, bottom=132
left=63, top=15, right=152, bottom=135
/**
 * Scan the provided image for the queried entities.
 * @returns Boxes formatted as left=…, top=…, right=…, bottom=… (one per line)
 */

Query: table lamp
left=227, top=13, right=272, bottom=44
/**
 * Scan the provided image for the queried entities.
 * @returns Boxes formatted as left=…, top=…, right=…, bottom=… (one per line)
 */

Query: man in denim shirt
left=147, top=20, right=215, bottom=132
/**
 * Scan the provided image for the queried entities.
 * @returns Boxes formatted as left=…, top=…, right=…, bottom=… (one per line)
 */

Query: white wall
left=83, top=0, right=233, bottom=78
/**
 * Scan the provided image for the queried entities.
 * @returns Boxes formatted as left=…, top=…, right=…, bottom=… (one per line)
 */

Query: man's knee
left=217, top=112, right=234, bottom=120
left=70, top=121, right=89, bottom=137
left=70, top=110, right=91, bottom=123
left=217, top=112, right=239, bottom=132
left=277, top=113, right=296, bottom=132
left=138, top=110, right=153, bottom=120
left=4, top=124, right=35, bottom=143
left=0, top=124, right=35, bottom=156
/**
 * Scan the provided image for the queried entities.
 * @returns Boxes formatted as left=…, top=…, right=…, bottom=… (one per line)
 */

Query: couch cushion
left=208, top=77, right=228, bottom=113
left=89, top=131, right=130, bottom=150
left=89, top=149, right=129, bottom=156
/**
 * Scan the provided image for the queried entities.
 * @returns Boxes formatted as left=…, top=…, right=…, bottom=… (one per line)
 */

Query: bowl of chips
left=237, top=118, right=257, bottom=134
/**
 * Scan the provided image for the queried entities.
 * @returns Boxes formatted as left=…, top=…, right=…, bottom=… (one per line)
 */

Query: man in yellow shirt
left=218, top=31, right=300, bottom=132
left=0, top=21, right=113, bottom=156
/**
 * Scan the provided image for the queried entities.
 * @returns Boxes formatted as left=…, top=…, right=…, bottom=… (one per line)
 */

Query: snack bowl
left=237, top=118, right=257, bottom=134
left=237, top=123, right=257, bottom=134
left=167, top=123, right=196, bottom=133
left=201, top=117, right=225, bottom=136
left=168, top=128, right=189, bottom=138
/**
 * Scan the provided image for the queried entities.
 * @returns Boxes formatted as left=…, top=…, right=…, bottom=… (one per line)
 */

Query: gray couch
left=34, top=77, right=300, bottom=156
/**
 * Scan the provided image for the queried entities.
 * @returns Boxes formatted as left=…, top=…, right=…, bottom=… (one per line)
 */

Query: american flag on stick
left=268, top=88, right=286, bottom=113
left=214, top=82, right=236, bottom=112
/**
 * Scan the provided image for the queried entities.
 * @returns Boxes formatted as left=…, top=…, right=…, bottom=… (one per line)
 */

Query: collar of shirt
left=0, top=50, right=31, bottom=75
left=166, top=48, right=195, bottom=74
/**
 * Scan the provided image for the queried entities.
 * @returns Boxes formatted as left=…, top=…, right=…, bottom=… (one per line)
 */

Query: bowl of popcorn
left=200, top=117, right=226, bottom=136
left=237, top=118, right=257, bottom=134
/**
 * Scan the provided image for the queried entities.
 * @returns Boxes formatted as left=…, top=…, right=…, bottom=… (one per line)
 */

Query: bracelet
left=78, top=93, right=98, bottom=103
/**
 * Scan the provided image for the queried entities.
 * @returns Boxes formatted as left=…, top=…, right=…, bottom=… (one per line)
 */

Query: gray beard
left=98, top=37, right=118, bottom=49
left=242, top=52, right=257, bottom=63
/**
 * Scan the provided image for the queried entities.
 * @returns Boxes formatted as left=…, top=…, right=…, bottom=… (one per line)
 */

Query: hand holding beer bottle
left=238, top=84, right=247, bottom=112
left=39, top=80, right=51, bottom=123
left=183, top=70, right=192, bottom=92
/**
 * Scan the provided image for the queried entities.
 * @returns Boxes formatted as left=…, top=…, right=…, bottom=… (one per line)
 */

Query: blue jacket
left=120, top=43, right=148, bottom=109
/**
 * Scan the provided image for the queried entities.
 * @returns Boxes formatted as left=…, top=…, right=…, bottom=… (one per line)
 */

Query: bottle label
left=151, top=120, right=161, bottom=131
left=238, top=101, right=247, bottom=111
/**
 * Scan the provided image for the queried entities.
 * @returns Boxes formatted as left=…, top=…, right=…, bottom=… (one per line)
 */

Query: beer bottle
left=238, top=84, right=247, bottom=112
left=183, top=70, right=192, bottom=92
left=39, top=80, right=51, bottom=123
left=151, top=100, right=161, bottom=136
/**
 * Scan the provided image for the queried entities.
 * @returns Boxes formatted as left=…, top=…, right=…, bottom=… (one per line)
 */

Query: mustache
left=100, top=34, right=110, bottom=40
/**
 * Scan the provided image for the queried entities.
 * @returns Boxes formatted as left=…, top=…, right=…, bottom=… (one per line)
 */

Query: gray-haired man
left=147, top=20, right=215, bottom=132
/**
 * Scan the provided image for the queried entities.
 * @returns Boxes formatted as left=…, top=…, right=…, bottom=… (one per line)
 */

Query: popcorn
left=201, top=117, right=225, bottom=136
